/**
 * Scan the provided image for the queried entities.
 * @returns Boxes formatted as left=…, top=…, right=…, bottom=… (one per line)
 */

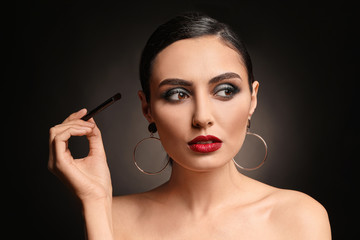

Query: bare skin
left=49, top=36, right=331, bottom=239
left=112, top=174, right=330, bottom=239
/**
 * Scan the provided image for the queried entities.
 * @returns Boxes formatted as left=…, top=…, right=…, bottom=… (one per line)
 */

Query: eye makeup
left=213, top=83, right=240, bottom=99
left=161, top=87, right=191, bottom=102
left=158, top=72, right=243, bottom=103
left=160, top=82, right=240, bottom=103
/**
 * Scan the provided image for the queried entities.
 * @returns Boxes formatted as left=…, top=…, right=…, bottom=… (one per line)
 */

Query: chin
left=172, top=153, right=231, bottom=172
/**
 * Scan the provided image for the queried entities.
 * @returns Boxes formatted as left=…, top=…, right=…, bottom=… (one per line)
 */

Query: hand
left=48, top=109, right=112, bottom=203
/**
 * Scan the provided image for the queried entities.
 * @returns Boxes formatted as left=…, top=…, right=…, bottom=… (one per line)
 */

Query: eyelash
left=162, top=88, right=191, bottom=102
left=213, top=83, right=240, bottom=99
left=162, top=83, right=240, bottom=102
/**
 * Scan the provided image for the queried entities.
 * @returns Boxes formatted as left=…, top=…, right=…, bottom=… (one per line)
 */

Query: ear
left=248, top=81, right=259, bottom=119
left=138, top=90, right=153, bottom=123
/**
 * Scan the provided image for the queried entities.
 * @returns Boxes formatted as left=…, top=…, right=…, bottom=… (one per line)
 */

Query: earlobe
left=138, top=90, right=153, bottom=122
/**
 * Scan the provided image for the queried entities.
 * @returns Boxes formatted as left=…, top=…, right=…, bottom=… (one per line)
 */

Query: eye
left=214, top=83, right=240, bottom=99
left=163, top=88, right=190, bottom=102
left=216, top=88, right=233, bottom=97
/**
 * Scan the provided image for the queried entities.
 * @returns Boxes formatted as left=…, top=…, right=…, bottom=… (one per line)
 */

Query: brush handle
left=81, top=93, right=121, bottom=121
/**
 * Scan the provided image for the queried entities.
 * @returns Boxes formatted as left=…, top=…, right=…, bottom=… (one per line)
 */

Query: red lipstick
left=188, top=135, right=222, bottom=153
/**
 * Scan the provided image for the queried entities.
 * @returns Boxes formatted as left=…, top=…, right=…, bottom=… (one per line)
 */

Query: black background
left=13, top=0, right=357, bottom=239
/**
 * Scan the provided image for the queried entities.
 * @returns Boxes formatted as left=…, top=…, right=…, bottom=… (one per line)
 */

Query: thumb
left=86, top=118, right=106, bottom=156
left=63, top=108, right=87, bottom=123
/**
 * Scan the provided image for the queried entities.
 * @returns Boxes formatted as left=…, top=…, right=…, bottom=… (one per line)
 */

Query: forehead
left=151, top=36, right=248, bottom=82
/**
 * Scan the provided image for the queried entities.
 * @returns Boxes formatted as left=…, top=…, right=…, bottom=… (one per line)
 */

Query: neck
left=165, top=160, right=245, bottom=216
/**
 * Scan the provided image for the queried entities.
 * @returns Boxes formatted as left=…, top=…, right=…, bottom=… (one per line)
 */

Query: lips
left=188, top=135, right=222, bottom=153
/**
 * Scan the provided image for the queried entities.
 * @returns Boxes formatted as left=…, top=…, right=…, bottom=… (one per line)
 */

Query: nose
left=192, top=96, right=214, bottom=129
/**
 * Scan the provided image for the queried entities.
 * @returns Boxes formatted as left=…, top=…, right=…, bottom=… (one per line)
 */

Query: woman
left=48, top=12, right=331, bottom=239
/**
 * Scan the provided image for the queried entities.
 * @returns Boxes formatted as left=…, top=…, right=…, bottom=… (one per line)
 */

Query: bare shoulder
left=112, top=184, right=165, bottom=214
left=268, top=188, right=331, bottom=239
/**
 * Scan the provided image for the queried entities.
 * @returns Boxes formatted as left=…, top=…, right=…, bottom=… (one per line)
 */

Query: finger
left=63, top=108, right=87, bottom=124
left=50, top=121, right=95, bottom=141
left=48, top=136, right=56, bottom=171
left=86, top=118, right=106, bottom=156
left=63, top=119, right=95, bottom=127
left=53, top=126, right=93, bottom=165
left=49, top=126, right=62, bottom=168
left=57, top=121, right=95, bottom=134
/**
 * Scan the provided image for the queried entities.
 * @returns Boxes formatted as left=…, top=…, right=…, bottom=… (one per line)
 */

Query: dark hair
left=139, top=12, right=254, bottom=102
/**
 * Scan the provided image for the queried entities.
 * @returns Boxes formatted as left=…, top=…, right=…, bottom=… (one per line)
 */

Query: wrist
left=78, top=185, right=113, bottom=205
left=81, top=193, right=112, bottom=208
left=82, top=195, right=113, bottom=221
left=82, top=196, right=113, bottom=240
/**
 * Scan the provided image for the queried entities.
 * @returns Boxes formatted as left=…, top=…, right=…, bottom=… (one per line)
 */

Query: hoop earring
left=233, top=119, right=268, bottom=171
left=133, top=123, right=170, bottom=175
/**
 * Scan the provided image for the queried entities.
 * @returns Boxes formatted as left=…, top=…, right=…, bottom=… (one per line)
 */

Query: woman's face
left=139, top=36, right=259, bottom=172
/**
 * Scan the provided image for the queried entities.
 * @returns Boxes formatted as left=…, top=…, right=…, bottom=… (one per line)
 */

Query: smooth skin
left=49, top=36, right=331, bottom=239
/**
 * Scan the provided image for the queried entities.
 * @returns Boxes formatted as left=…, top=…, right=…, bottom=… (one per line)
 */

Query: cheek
left=213, top=98, right=250, bottom=155
left=151, top=102, right=191, bottom=151
left=150, top=93, right=252, bottom=164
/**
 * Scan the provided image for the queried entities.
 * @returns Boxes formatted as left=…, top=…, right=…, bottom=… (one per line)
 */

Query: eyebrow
left=158, top=78, right=192, bottom=87
left=209, top=72, right=242, bottom=84
left=158, top=72, right=242, bottom=88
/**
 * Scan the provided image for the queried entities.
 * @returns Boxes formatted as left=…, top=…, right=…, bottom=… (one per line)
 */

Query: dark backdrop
left=13, top=0, right=357, bottom=239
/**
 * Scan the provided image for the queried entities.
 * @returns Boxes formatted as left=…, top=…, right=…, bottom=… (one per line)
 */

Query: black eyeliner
left=213, top=83, right=240, bottom=98
left=161, top=87, right=191, bottom=101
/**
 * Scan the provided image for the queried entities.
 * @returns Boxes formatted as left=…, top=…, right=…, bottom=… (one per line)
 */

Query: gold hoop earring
left=233, top=119, right=268, bottom=171
left=133, top=123, right=170, bottom=175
